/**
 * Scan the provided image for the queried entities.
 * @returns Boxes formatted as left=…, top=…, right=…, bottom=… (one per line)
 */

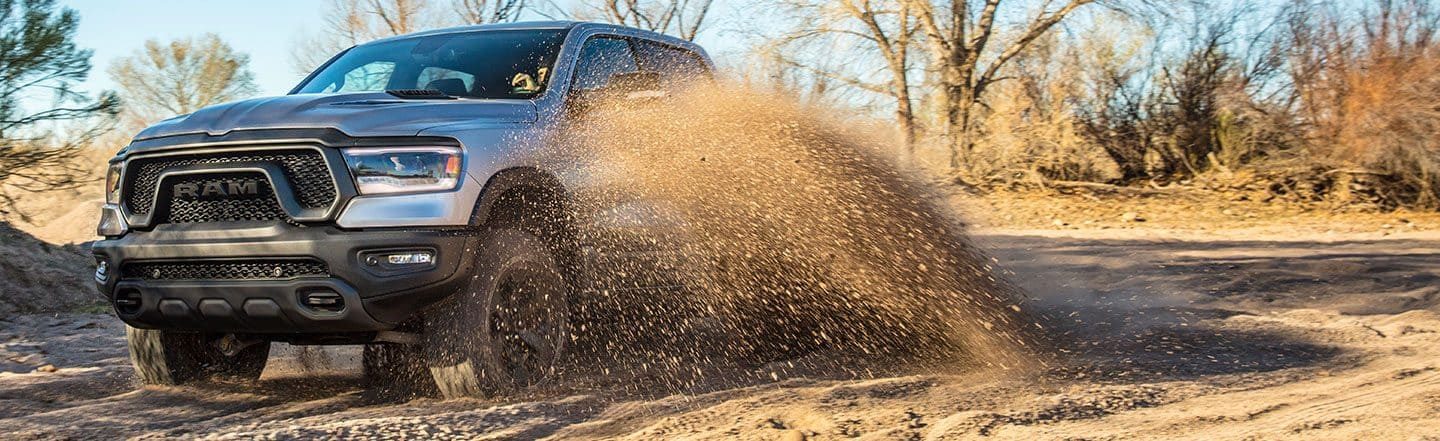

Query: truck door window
left=572, top=37, right=638, bottom=91
left=633, top=41, right=710, bottom=92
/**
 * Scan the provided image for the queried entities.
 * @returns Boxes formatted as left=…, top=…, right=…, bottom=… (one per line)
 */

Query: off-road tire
left=126, top=326, right=269, bottom=385
left=425, top=228, right=570, bottom=399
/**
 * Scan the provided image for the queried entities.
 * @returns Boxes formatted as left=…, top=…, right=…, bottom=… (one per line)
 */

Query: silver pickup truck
left=93, top=21, right=712, bottom=398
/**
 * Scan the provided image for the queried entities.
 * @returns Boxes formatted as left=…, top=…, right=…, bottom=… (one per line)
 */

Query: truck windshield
left=295, top=29, right=568, bottom=99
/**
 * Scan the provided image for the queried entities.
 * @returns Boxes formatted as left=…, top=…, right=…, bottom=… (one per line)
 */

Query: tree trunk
left=891, top=73, right=916, bottom=155
left=896, top=106, right=916, bottom=154
left=946, top=85, right=977, bottom=170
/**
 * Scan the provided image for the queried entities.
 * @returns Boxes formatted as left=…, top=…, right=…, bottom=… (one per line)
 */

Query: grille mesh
left=125, top=150, right=334, bottom=215
left=122, top=259, right=329, bottom=281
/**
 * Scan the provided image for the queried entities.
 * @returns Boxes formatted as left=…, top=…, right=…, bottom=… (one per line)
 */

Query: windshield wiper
left=385, top=89, right=457, bottom=100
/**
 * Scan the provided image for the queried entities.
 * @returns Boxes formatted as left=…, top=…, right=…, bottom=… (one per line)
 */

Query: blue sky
left=64, top=0, right=333, bottom=96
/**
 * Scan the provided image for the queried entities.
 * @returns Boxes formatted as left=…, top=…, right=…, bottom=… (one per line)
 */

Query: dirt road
left=2, top=230, right=1437, bottom=440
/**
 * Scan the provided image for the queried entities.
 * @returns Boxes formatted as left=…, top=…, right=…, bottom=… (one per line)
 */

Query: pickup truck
left=93, top=21, right=712, bottom=398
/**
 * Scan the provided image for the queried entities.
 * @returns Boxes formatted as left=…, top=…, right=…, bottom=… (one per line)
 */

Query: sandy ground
left=1, top=229, right=1438, bottom=440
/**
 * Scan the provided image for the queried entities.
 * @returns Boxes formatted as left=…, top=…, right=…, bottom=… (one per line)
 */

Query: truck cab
left=92, top=22, right=712, bottom=397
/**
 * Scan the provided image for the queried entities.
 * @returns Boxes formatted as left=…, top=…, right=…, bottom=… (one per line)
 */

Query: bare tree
left=738, top=40, right=857, bottom=108
left=588, top=0, right=715, bottom=40
left=759, top=0, right=921, bottom=153
left=1072, top=24, right=1156, bottom=181
left=905, top=0, right=1103, bottom=169
left=292, top=0, right=535, bottom=74
left=762, top=0, right=1110, bottom=167
left=456, top=0, right=528, bottom=24
left=0, top=0, right=119, bottom=209
left=292, top=0, right=444, bottom=73
left=838, top=0, right=919, bottom=151
left=108, top=34, right=258, bottom=130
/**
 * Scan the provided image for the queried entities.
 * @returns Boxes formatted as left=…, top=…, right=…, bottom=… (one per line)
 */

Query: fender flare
left=467, top=167, right=570, bottom=228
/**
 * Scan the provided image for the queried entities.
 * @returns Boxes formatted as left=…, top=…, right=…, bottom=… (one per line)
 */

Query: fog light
left=94, top=259, right=110, bottom=282
left=386, top=252, right=434, bottom=265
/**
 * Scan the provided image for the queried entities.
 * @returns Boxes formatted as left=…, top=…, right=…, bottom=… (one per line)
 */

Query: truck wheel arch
left=464, top=166, right=583, bottom=311
left=467, top=166, right=571, bottom=230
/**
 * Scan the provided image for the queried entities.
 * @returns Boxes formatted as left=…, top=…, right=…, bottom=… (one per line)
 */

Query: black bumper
left=92, top=222, right=477, bottom=334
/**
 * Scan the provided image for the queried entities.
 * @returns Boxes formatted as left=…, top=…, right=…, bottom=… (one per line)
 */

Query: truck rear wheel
left=425, top=228, right=570, bottom=399
left=126, top=327, right=269, bottom=385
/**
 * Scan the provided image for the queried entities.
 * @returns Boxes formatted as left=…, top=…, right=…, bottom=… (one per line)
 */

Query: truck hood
left=133, top=93, right=538, bottom=141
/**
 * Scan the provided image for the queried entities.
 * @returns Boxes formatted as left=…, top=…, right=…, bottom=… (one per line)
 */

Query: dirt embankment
left=0, top=222, right=101, bottom=319
left=1, top=180, right=104, bottom=246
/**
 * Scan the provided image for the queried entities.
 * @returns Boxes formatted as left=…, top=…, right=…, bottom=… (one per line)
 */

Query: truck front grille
left=124, top=149, right=335, bottom=217
left=161, top=173, right=290, bottom=224
left=121, top=259, right=329, bottom=281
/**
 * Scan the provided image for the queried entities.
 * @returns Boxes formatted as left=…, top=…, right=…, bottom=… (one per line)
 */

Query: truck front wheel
left=126, top=327, right=269, bottom=385
left=424, top=228, right=570, bottom=399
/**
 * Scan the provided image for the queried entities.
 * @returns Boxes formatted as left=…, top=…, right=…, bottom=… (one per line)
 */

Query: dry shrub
left=1294, top=0, right=1440, bottom=208
left=1, top=132, right=123, bottom=227
left=1320, top=54, right=1440, bottom=206
left=969, top=39, right=1121, bottom=184
left=964, top=32, right=1125, bottom=185
left=963, top=0, right=1440, bottom=213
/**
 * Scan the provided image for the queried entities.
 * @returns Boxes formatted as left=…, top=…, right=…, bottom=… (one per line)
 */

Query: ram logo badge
left=174, top=180, right=260, bottom=199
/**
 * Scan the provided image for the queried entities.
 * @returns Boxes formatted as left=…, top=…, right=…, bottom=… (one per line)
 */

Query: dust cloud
left=543, top=86, right=1045, bottom=381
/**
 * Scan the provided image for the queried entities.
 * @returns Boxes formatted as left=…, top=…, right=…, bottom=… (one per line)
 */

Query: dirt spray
left=539, top=86, right=1045, bottom=382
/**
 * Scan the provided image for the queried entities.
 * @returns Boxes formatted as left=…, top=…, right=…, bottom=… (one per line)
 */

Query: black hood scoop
left=385, top=89, right=457, bottom=100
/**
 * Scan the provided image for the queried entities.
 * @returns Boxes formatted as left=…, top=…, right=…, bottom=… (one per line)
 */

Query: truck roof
left=361, top=21, right=701, bottom=53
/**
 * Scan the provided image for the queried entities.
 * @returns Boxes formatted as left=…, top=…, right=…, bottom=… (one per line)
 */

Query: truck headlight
left=341, top=147, right=462, bottom=195
left=105, top=163, right=123, bottom=204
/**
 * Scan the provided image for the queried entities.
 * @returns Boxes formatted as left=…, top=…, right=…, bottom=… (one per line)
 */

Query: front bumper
left=92, top=222, right=477, bottom=334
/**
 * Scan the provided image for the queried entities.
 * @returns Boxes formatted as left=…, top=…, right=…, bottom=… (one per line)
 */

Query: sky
left=64, top=0, right=332, bottom=97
